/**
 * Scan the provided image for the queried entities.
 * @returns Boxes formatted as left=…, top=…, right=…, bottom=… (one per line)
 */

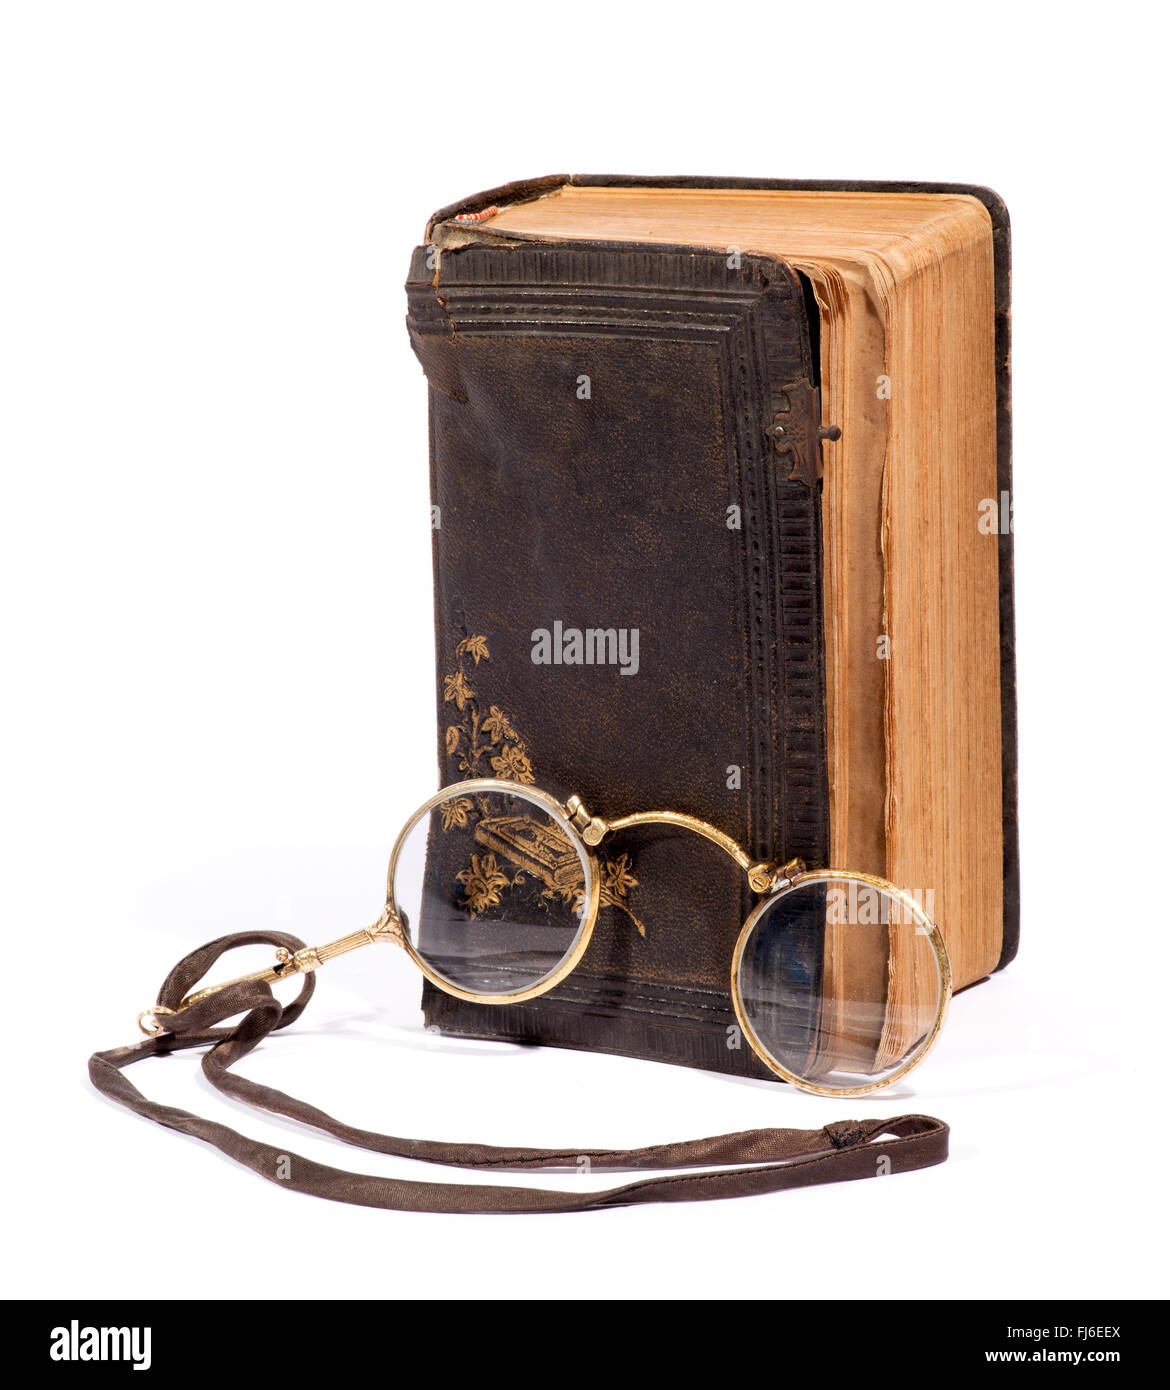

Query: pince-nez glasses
left=141, top=777, right=951, bottom=1097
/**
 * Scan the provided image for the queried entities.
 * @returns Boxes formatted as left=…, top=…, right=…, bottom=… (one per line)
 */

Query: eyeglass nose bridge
left=564, top=795, right=803, bottom=895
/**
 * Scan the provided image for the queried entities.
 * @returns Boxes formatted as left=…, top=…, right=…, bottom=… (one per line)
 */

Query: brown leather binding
left=408, top=241, right=831, bottom=1081
left=88, top=931, right=949, bottom=1214
left=421, top=173, right=1019, bottom=976
left=407, top=176, right=1018, bottom=1086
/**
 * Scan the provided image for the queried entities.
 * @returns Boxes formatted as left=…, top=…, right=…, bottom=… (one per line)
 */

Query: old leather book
left=405, top=175, right=1017, bottom=1082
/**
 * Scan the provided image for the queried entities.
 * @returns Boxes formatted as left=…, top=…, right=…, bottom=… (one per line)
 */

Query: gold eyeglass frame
left=731, top=871, right=951, bottom=1096
left=141, top=776, right=952, bottom=1098
left=389, top=780, right=602, bottom=1006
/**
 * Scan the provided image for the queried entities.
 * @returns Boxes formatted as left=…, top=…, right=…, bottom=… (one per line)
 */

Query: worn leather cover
left=405, top=175, right=1018, bottom=1081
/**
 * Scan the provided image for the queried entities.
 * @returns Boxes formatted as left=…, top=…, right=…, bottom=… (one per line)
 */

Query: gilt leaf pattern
left=441, top=632, right=645, bottom=935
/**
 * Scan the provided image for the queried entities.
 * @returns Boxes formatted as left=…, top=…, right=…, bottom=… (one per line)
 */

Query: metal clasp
left=765, top=380, right=841, bottom=486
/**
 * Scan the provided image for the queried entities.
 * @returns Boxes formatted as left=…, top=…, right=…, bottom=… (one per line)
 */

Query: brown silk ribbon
left=89, top=930, right=949, bottom=1215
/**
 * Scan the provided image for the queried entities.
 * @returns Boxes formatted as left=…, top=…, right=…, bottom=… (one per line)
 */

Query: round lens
left=390, top=783, right=596, bottom=998
left=734, top=874, right=946, bottom=1093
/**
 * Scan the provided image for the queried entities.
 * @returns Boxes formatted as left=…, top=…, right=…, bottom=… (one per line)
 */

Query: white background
left=2, top=1, right=1166, bottom=1302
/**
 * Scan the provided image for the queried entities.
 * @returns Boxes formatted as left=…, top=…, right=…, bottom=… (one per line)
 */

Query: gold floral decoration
left=443, top=637, right=533, bottom=781
left=441, top=631, right=645, bottom=935
left=490, top=743, right=535, bottom=784
left=439, top=796, right=474, bottom=831
left=603, top=853, right=638, bottom=900
left=456, top=634, right=490, bottom=665
left=481, top=705, right=516, bottom=742
left=574, top=851, right=646, bottom=937
left=443, top=669, right=474, bottom=712
left=455, top=853, right=511, bottom=914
